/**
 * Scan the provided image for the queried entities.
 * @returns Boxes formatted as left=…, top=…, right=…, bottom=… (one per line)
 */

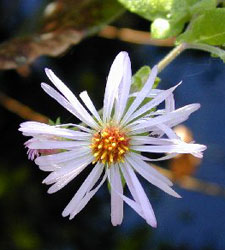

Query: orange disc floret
left=90, top=126, right=130, bottom=165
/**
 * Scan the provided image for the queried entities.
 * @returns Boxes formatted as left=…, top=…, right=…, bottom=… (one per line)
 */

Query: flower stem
left=157, top=43, right=187, bottom=73
left=185, top=42, right=225, bottom=62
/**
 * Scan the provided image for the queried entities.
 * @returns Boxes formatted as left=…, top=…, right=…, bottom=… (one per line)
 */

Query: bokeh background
left=0, top=1, right=225, bottom=250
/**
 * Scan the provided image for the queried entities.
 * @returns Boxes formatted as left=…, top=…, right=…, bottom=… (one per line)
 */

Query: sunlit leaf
left=118, top=0, right=185, bottom=21
left=189, top=0, right=216, bottom=15
left=118, top=0, right=217, bottom=39
left=151, top=18, right=186, bottom=39
left=177, top=8, right=225, bottom=45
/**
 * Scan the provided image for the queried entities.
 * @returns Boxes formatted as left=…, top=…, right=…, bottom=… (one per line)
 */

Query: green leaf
left=118, top=0, right=185, bottom=21
left=118, top=0, right=217, bottom=39
left=177, top=8, right=225, bottom=45
left=118, top=0, right=189, bottom=38
left=118, top=0, right=190, bottom=38
left=151, top=18, right=186, bottom=39
left=189, top=0, right=216, bottom=15
left=48, top=117, right=61, bottom=125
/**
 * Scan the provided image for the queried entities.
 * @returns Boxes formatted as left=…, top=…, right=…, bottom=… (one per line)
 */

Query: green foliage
left=118, top=0, right=217, bottom=39
left=188, top=0, right=216, bottom=15
left=151, top=17, right=186, bottom=39
left=118, top=0, right=188, bottom=38
left=177, top=8, right=225, bottom=45
left=118, top=0, right=225, bottom=62
left=118, top=0, right=187, bottom=22
left=48, top=117, right=61, bottom=125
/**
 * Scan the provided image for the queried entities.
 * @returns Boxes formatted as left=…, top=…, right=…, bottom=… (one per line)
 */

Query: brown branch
left=99, top=25, right=176, bottom=47
left=0, top=30, right=83, bottom=70
left=0, top=91, right=48, bottom=123
left=0, top=0, right=123, bottom=70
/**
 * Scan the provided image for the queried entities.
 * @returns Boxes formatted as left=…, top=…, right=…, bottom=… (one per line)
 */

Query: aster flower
left=19, top=52, right=206, bottom=227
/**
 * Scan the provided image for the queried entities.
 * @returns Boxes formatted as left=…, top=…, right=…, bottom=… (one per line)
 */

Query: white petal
left=130, top=136, right=179, bottom=145
left=35, top=148, right=91, bottom=166
left=103, top=52, right=128, bottom=123
left=164, top=115, right=192, bottom=129
left=45, top=68, right=78, bottom=108
left=127, top=83, right=180, bottom=124
left=121, top=163, right=157, bottom=227
left=42, top=154, right=93, bottom=185
left=122, top=110, right=164, bottom=128
left=47, top=165, right=87, bottom=194
left=129, top=103, right=200, bottom=134
left=39, top=164, right=58, bottom=172
left=69, top=171, right=107, bottom=219
left=128, top=152, right=173, bottom=186
left=150, top=115, right=196, bottom=136
left=45, top=68, right=97, bottom=126
left=41, top=75, right=98, bottom=129
left=121, top=65, right=158, bottom=126
left=62, top=162, right=104, bottom=218
left=118, top=196, right=144, bottom=219
left=55, top=123, right=93, bottom=133
left=114, top=53, right=132, bottom=122
left=129, top=88, right=162, bottom=98
left=29, top=140, right=90, bottom=150
left=106, top=167, right=146, bottom=221
left=165, top=92, right=175, bottom=112
left=109, top=164, right=124, bottom=226
left=138, top=153, right=178, bottom=162
left=155, top=123, right=180, bottom=139
left=19, top=121, right=91, bottom=140
left=79, top=91, right=102, bottom=123
left=126, top=154, right=180, bottom=198
left=131, top=142, right=207, bottom=156
left=41, top=83, right=97, bottom=129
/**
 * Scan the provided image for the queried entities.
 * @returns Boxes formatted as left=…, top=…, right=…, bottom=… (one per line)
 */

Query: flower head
left=19, top=52, right=206, bottom=227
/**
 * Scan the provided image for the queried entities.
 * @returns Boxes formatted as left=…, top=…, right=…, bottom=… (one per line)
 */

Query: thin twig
left=99, top=25, right=176, bottom=47
left=0, top=91, right=48, bottom=123
left=157, top=43, right=187, bottom=73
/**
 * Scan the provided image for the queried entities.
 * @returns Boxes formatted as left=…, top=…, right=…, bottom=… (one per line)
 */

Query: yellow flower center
left=90, top=126, right=130, bottom=165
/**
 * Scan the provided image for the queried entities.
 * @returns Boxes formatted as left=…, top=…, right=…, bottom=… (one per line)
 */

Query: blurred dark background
left=0, top=1, right=225, bottom=250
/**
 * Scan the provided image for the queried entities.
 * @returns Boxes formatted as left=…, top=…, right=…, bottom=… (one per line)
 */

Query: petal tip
left=62, top=211, right=67, bottom=218
left=151, top=220, right=157, bottom=228
left=47, top=188, right=54, bottom=194
left=118, top=51, right=128, bottom=56
left=44, top=67, right=51, bottom=73
left=45, top=68, right=54, bottom=80
left=176, top=193, right=182, bottom=199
